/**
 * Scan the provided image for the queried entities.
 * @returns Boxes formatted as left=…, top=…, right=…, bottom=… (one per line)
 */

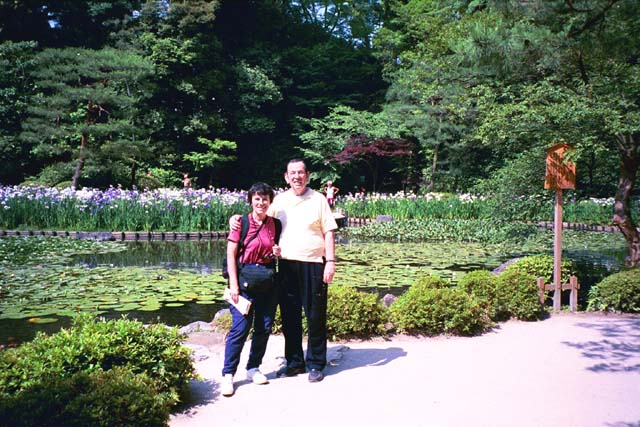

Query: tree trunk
left=428, top=144, right=439, bottom=192
left=612, top=134, right=640, bottom=267
left=130, top=162, right=138, bottom=188
left=71, top=133, right=87, bottom=189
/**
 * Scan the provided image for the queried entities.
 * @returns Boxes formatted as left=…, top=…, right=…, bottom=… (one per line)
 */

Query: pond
left=0, top=233, right=628, bottom=345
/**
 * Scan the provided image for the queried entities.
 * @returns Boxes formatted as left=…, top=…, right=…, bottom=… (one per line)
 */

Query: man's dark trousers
left=278, top=259, right=327, bottom=371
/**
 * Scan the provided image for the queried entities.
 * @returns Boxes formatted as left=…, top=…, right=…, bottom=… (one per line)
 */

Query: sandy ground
left=170, top=313, right=640, bottom=427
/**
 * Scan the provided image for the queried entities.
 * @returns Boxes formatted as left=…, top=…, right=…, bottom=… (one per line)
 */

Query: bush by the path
left=326, top=285, right=389, bottom=340
left=497, top=269, right=544, bottom=321
left=390, top=275, right=491, bottom=336
left=264, top=286, right=389, bottom=340
left=503, top=254, right=576, bottom=285
left=458, top=270, right=506, bottom=321
left=0, top=367, right=170, bottom=427
left=587, top=269, right=640, bottom=313
left=0, top=314, right=195, bottom=426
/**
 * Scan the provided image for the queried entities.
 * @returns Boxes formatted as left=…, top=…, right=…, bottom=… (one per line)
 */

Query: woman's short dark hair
left=247, top=182, right=275, bottom=203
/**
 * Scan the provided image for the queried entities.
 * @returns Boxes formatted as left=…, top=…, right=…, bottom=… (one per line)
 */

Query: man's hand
left=323, top=262, right=335, bottom=284
left=229, top=214, right=241, bottom=231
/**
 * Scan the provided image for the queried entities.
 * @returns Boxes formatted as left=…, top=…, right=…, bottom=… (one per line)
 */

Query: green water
left=0, top=235, right=627, bottom=345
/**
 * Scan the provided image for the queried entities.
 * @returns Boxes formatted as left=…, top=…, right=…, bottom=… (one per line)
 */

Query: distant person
left=182, top=173, right=192, bottom=189
left=358, top=186, right=366, bottom=199
left=221, top=182, right=281, bottom=397
left=324, top=180, right=339, bottom=209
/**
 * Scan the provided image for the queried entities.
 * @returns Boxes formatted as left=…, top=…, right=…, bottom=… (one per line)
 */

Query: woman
left=221, top=182, right=281, bottom=397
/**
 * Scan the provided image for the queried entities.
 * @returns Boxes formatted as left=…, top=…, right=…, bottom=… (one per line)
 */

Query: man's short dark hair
left=286, top=158, right=307, bottom=172
left=247, top=182, right=275, bottom=203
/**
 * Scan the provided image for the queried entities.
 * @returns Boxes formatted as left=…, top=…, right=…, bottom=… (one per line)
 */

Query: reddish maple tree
left=332, top=135, right=414, bottom=191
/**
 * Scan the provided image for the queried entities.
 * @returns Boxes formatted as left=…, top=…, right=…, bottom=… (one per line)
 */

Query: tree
left=0, top=41, right=38, bottom=184
left=451, top=0, right=640, bottom=265
left=0, top=0, right=142, bottom=48
left=20, top=47, right=153, bottom=188
left=184, top=137, right=236, bottom=186
left=299, top=105, right=401, bottom=187
left=373, top=0, right=477, bottom=192
left=332, top=135, right=414, bottom=192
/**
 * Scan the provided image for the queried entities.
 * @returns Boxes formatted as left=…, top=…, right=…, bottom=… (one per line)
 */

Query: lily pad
left=27, top=317, right=59, bottom=324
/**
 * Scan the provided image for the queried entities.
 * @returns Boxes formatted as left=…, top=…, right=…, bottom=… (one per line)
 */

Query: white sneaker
left=246, top=368, right=269, bottom=385
left=220, top=374, right=234, bottom=396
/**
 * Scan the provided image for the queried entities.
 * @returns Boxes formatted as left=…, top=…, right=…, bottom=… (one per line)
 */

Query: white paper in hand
left=223, top=288, right=252, bottom=315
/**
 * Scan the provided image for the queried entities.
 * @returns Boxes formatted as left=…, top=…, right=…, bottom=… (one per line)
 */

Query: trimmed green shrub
left=0, top=314, right=195, bottom=404
left=270, top=287, right=387, bottom=339
left=326, top=285, right=388, bottom=340
left=496, top=269, right=544, bottom=321
left=390, top=276, right=491, bottom=336
left=413, top=274, right=449, bottom=289
left=587, top=269, right=640, bottom=313
left=503, top=254, right=576, bottom=285
left=458, top=270, right=506, bottom=320
left=0, top=367, right=171, bottom=427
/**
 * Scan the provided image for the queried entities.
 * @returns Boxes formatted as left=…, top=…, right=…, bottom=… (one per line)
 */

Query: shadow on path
left=172, top=379, right=218, bottom=415
left=562, top=318, right=640, bottom=373
left=604, top=422, right=640, bottom=427
left=325, top=344, right=408, bottom=375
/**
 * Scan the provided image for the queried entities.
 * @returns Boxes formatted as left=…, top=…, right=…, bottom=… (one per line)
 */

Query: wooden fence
left=537, top=276, right=580, bottom=312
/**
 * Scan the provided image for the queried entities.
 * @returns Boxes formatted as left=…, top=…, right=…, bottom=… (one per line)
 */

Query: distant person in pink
left=324, top=180, right=339, bottom=209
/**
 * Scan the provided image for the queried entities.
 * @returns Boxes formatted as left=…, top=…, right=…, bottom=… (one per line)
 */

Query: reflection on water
left=1, top=239, right=628, bottom=345
left=73, top=240, right=228, bottom=274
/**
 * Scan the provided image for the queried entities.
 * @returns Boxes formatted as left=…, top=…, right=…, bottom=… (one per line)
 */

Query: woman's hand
left=229, top=283, right=240, bottom=304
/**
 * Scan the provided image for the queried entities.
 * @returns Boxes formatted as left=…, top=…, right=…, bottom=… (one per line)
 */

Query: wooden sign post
left=544, top=144, right=576, bottom=311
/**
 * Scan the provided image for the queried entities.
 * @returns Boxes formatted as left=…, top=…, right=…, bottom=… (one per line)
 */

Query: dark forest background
left=0, top=0, right=637, bottom=200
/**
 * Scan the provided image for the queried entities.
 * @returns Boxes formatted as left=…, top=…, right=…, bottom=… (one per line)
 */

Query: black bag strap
left=238, top=215, right=264, bottom=264
left=273, top=217, right=282, bottom=244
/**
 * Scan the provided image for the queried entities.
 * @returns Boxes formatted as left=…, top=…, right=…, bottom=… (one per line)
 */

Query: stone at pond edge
left=382, top=293, right=397, bottom=307
left=179, top=321, right=215, bottom=335
left=214, top=308, right=230, bottom=320
left=491, top=257, right=524, bottom=275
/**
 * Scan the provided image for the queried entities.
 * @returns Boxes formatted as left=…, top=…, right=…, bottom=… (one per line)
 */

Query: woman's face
left=251, top=193, right=271, bottom=216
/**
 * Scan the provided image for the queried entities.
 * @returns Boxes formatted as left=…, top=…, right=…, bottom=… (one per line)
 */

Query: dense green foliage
left=326, top=285, right=389, bottom=339
left=0, top=1, right=386, bottom=190
left=0, top=314, right=195, bottom=397
left=503, top=255, right=577, bottom=286
left=341, top=218, right=538, bottom=243
left=457, top=270, right=505, bottom=321
left=0, top=315, right=195, bottom=425
left=0, top=367, right=171, bottom=427
left=587, top=269, right=640, bottom=313
left=496, top=269, right=544, bottom=321
left=0, top=1, right=634, bottom=196
left=389, top=275, right=491, bottom=336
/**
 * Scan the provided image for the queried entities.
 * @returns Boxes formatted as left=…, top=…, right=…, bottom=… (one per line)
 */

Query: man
left=230, top=159, right=337, bottom=382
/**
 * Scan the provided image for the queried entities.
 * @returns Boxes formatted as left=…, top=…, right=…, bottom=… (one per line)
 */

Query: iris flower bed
left=0, top=186, right=249, bottom=232
left=338, top=191, right=614, bottom=225
left=0, top=186, right=616, bottom=232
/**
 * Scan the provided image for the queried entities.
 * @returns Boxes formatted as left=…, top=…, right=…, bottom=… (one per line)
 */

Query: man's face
left=285, top=161, right=309, bottom=194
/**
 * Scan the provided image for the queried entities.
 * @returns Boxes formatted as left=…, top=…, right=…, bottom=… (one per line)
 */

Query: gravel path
left=170, top=312, right=640, bottom=427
